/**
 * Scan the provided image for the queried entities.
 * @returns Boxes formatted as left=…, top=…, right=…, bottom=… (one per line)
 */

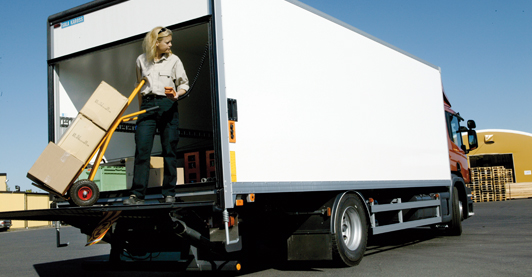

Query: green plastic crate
left=77, top=166, right=127, bottom=192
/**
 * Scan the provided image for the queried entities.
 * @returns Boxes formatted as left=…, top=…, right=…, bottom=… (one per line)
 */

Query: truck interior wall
left=220, top=0, right=451, bottom=185
left=54, top=23, right=214, bottom=166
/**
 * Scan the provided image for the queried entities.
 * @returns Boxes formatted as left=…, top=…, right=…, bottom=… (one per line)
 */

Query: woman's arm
left=173, top=57, right=190, bottom=94
left=136, top=57, right=143, bottom=109
left=176, top=89, right=187, bottom=97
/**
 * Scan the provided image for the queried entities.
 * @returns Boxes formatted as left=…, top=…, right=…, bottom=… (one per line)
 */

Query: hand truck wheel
left=69, top=179, right=100, bottom=206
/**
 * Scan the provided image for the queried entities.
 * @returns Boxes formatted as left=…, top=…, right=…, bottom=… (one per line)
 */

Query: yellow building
left=467, top=129, right=532, bottom=183
left=0, top=192, right=51, bottom=228
left=0, top=173, right=6, bottom=191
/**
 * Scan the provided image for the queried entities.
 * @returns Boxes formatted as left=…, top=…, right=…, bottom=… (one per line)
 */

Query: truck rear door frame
left=46, top=0, right=232, bottom=210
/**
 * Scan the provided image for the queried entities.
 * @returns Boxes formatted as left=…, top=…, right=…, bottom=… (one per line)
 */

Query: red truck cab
left=443, top=92, right=478, bottom=221
left=444, top=92, right=478, bottom=183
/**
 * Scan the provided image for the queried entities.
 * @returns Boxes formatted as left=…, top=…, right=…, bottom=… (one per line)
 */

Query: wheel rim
left=459, top=201, right=463, bottom=221
left=341, top=206, right=362, bottom=251
left=78, top=186, right=93, bottom=201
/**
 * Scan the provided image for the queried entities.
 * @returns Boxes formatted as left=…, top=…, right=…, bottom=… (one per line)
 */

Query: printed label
left=61, top=16, right=84, bottom=28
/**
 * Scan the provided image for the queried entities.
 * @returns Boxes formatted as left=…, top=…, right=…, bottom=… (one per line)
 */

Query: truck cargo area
left=52, top=20, right=218, bottom=196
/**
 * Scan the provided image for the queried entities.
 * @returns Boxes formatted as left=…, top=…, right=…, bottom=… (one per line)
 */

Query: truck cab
left=443, top=92, right=478, bottom=220
left=444, top=92, right=478, bottom=183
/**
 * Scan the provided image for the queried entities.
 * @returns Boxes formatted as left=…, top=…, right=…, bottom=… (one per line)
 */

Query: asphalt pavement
left=0, top=199, right=531, bottom=276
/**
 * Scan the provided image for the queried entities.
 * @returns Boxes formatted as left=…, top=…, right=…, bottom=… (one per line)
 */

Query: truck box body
left=220, top=0, right=450, bottom=188
left=48, top=0, right=451, bottom=209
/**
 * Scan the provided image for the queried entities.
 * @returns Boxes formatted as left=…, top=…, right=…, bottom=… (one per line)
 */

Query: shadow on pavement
left=32, top=228, right=442, bottom=276
left=365, top=227, right=441, bottom=256
left=33, top=255, right=238, bottom=277
left=241, top=227, right=442, bottom=274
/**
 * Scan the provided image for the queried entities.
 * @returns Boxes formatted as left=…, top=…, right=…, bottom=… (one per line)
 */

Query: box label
left=61, top=16, right=84, bottom=28
left=58, top=114, right=106, bottom=162
left=80, top=81, right=127, bottom=131
left=69, top=132, right=90, bottom=147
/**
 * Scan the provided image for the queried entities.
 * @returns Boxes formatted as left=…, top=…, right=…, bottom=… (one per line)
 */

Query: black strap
left=177, top=43, right=209, bottom=101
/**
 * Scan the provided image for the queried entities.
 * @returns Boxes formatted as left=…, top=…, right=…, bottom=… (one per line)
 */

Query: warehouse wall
left=466, top=130, right=532, bottom=183
left=0, top=174, right=6, bottom=191
left=0, top=192, right=51, bottom=228
left=0, top=193, right=25, bottom=228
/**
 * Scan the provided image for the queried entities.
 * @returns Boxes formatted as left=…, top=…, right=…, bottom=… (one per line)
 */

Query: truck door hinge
left=228, top=98, right=238, bottom=121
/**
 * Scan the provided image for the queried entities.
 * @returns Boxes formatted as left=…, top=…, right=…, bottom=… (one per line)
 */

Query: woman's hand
left=165, top=87, right=177, bottom=101
left=165, top=87, right=187, bottom=101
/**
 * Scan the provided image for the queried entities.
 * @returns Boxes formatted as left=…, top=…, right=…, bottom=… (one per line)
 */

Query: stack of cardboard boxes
left=27, top=81, right=128, bottom=196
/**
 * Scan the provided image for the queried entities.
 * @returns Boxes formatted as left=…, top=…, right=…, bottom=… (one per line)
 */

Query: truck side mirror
left=468, top=130, right=478, bottom=150
left=467, top=120, right=476, bottom=129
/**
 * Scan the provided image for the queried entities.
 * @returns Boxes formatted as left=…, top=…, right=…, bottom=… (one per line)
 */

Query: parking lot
left=1, top=199, right=531, bottom=276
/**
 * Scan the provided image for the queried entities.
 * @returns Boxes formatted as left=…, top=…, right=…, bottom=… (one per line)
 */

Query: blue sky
left=0, top=0, right=530, bottom=192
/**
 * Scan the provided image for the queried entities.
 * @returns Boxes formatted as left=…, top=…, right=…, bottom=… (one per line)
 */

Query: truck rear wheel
left=69, top=179, right=100, bottom=206
left=447, top=186, right=462, bottom=236
left=332, top=194, right=368, bottom=267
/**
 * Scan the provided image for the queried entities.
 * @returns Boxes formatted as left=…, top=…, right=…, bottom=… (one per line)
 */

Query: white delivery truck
left=1, top=0, right=478, bottom=271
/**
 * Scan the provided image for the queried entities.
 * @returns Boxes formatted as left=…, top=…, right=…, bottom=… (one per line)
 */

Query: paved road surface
left=0, top=199, right=531, bottom=276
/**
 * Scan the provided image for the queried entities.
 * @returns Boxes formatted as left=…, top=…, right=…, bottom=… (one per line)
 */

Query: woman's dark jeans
left=131, top=96, right=179, bottom=199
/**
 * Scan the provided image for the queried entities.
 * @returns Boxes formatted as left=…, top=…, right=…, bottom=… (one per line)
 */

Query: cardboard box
left=27, top=142, right=84, bottom=195
left=177, top=168, right=185, bottom=185
left=80, top=81, right=128, bottom=131
left=58, top=114, right=106, bottom=162
left=148, top=156, right=164, bottom=169
left=125, top=157, right=185, bottom=188
left=148, top=168, right=164, bottom=188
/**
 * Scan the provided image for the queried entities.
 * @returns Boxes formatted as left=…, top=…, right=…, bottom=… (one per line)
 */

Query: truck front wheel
left=332, top=194, right=368, bottom=267
left=447, top=186, right=462, bottom=236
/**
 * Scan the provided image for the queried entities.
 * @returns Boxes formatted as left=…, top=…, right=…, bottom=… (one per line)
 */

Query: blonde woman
left=125, top=26, right=189, bottom=205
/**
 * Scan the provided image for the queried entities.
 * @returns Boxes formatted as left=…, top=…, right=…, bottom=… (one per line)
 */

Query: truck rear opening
left=51, top=20, right=220, bottom=200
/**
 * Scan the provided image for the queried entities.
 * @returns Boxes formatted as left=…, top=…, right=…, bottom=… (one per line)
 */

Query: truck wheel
left=332, top=194, right=368, bottom=267
left=69, top=179, right=100, bottom=206
left=447, top=186, right=462, bottom=236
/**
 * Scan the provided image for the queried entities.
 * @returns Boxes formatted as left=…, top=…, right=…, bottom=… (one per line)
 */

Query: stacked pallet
left=469, top=166, right=511, bottom=202
left=506, top=182, right=532, bottom=199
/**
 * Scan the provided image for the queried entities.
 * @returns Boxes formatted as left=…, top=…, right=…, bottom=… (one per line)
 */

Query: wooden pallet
left=469, top=166, right=515, bottom=202
left=506, top=183, right=532, bottom=199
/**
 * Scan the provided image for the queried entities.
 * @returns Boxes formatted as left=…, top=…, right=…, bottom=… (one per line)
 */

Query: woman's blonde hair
left=142, top=26, right=173, bottom=62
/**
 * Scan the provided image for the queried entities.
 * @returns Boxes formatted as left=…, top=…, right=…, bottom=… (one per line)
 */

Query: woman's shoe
left=123, top=195, right=145, bottom=205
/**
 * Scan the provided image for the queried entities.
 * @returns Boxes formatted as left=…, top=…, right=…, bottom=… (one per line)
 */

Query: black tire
left=332, top=194, right=368, bottom=267
left=447, top=186, right=462, bottom=236
left=69, top=179, right=100, bottom=206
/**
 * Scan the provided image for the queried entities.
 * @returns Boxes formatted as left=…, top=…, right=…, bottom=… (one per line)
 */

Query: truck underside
left=0, top=180, right=471, bottom=271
